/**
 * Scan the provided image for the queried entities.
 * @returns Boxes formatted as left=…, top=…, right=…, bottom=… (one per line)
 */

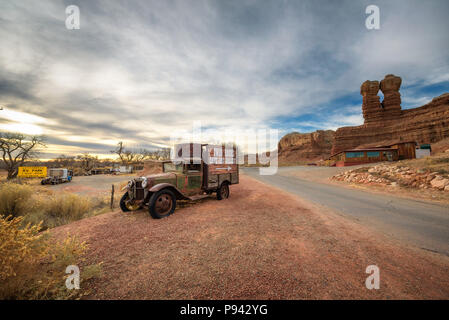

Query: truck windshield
left=163, top=162, right=183, bottom=173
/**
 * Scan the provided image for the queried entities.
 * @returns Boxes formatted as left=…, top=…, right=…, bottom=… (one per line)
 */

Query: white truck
left=41, top=168, right=73, bottom=185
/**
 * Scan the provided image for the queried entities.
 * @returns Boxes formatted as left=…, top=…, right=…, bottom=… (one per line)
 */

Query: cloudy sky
left=1, top=0, right=448, bottom=158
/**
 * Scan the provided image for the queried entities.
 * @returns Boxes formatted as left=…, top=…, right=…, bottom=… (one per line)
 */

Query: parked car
left=41, top=168, right=73, bottom=185
left=120, top=143, right=239, bottom=218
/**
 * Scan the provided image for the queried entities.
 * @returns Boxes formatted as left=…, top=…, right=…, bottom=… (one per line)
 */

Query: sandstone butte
left=331, top=74, right=449, bottom=155
left=278, top=130, right=335, bottom=162
left=278, top=74, right=449, bottom=161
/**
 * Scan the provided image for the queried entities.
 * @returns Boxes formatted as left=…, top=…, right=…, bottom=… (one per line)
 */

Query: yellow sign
left=18, top=167, right=47, bottom=178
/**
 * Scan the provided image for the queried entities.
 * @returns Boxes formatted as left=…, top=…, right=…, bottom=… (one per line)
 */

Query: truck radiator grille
left=135, top=188, right=144, bottom=199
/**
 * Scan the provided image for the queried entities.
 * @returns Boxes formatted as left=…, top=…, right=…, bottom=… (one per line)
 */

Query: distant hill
left=278, top=130, right=335, bottom=164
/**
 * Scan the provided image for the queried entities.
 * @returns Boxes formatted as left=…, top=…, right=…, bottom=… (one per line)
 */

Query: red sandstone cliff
left=332, top=74, right=449, bottom=155
left=278, top=130, right=335, bottom=162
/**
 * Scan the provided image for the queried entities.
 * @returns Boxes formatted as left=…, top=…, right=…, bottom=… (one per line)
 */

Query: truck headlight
left=141, top=177, right=148, bottom=188
left=121, top=180, right=133, bottom=191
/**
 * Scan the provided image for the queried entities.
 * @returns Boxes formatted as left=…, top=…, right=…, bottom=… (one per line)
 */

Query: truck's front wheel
left=148, top=189, right=176, bottom=219
left=120, top=192, right=141, bottom=212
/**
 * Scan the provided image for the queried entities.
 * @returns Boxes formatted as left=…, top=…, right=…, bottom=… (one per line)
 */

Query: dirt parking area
left=52, top=175, right=449, bottom=299
left=49, top=174, right=136, bottom=196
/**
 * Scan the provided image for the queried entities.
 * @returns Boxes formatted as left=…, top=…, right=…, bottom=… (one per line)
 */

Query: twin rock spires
left=361, top=74, right=402, bottom=124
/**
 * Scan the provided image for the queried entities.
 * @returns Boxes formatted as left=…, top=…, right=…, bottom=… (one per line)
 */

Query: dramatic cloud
left=0, top=0, right=448, bottom=157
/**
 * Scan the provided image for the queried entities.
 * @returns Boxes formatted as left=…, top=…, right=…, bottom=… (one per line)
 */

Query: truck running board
left=188, top=194, right=212, bottom=201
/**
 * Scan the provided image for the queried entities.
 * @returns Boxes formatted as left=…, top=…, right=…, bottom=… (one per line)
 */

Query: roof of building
left=355, top=140, right=417, bottom=149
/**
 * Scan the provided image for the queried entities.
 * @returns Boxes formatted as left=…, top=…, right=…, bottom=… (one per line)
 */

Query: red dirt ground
left=51, top=175, right=449, bottom=299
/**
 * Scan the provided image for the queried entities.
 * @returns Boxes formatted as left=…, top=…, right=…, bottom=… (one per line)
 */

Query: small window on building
left=367, top=151, right=380, bottom=157
left=346, top=152, right=364, bottom=158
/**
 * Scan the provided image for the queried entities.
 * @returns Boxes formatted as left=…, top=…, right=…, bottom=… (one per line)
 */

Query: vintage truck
left=41, top=168, right=73, bottom=185
left=120, top=143, right=239, bottom=219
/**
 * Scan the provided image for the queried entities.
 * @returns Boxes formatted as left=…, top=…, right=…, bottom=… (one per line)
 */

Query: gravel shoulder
left=51, top=175, right=449, bottom=299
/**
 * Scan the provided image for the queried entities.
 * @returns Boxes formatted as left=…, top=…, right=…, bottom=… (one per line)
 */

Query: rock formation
left=278, top=130, right=335, bottom=162
left=332, top=163, right=449, bottom=192
left=361, top=80, right=382, bottom=124
left=332, top=74, right=449, bottom=155
left=380, top=74, right=402, bottom=119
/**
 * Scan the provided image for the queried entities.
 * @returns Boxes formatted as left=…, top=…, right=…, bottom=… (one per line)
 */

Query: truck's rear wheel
left=120, top=192, right=141, bottom=212
left=217, top=183, right=229, bottom=200
left=149, top=189, right=176, bottom=219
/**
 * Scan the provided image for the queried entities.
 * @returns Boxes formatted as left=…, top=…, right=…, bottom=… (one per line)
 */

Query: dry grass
left=24, top=194, right=93, bottom=229
left=0, top=182, right=111, bottom=229
left=0, top=183, right=34, bottom=218
left=395, top=153, right=449, bottom=175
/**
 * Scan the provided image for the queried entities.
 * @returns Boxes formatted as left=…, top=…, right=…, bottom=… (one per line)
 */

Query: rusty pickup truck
left=120, top=143, right=239, bottom=218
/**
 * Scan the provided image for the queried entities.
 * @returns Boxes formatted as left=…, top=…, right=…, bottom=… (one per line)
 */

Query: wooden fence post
left=110, top=184, right=115, bottom=210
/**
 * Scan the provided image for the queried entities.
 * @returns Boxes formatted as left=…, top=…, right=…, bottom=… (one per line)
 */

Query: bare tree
left=76, top=153, right=98, bottom=174
left=51, top=154, right=76, bottom=168
left=156, top=148, right=171, bottom=160
left=111, top=142, right=136, bottom=165
left=111, top=142, right=171, bottom=164
left=141, top=148, right=170, bottom=161
left=0, top=132, right=46, bottom=179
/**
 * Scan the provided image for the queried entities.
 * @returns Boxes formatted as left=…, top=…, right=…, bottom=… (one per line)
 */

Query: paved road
left=242, top=167, right=449, bottom=256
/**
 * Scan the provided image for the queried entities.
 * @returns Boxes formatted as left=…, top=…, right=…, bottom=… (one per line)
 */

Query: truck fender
left=149, top=183, right=189, bottom=200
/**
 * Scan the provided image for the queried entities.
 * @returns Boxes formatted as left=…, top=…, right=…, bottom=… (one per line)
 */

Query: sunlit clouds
left=0, top=0, right=448, bottom=158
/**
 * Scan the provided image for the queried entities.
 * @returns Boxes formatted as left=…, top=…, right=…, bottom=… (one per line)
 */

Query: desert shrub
left=0, top=215, right=101, bottom=299
left=0, top=183, right=34, bottom=218
left=0, top=216, right=48, bottom=281
left=28, top=194, right=93, bottom=229
left=90, top=195, right=111, bottom=214
left=72, top=167, right=86, bottom=176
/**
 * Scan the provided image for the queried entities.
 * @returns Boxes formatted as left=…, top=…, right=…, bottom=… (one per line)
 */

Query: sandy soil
left=51, top=175, right=449, bottom=299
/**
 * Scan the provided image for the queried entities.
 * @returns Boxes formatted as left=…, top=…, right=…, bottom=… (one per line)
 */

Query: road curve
left=242, top=167, right=449, bottom=256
